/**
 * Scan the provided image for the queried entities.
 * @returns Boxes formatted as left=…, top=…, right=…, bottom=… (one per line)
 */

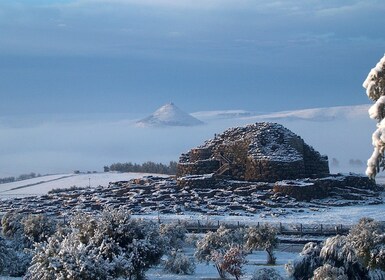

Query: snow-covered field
left=1, top=172, right=384, bottom=280
left=0, top=172, right=167, bottom=197
left=1, top=172, right=385, bottom=226
left=146, top=249, right=297, bottom=280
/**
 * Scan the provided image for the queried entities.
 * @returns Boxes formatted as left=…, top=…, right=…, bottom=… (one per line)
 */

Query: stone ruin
left=177, top=122, right=330, bottom=182
left=176, top=122, right=381, bottom=201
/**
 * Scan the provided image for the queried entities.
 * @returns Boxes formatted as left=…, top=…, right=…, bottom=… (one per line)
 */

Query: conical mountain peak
left=136, top=103, right=204, bottom=127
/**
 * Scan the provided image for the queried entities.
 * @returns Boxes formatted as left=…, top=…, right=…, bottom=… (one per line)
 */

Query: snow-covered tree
left=286, top=242, right=322, bottom=280
left=2, top=212, right=56, bottom=249
left=163, top=250, right=195, bottom=275
left=0, top=236, right=8, bottom=273
left=347, top=218, right=385, bottom=271
left=286, top=218, right=385, bottom=279
left=195, top=226, right=245, bottom=279
left=312, top=264, right=348, bottom=280
left=363, top=54, right=385, bottom=178
left=22, top=213, right=56, bottom=244
left=218, top=246, right=246, bottom=280
left=0, top=212, right=57, bottom=277
left=1, top=212, right=24, bottom=242
left=251, top=267, right=283, bottom=280
left=159, top=223, right=187, bottom=250
left=26, top=207, right=165, bottom=280
left=245, top=224, right=278, bottom=264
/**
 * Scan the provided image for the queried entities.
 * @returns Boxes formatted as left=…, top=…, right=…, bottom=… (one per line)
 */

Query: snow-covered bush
left=195, top=225, right=245, bottom=279
left=286, top=242, right=322, bottom=280
left=1, top=212, right=24, bottom=241
left=163, top=250, right=195, bottom=275
left=347, top=217, right=385, bottom=269
left=26, top=207, right=165, bottom=280
left=286, top=218, right=385, bottom=279
left=21, top=213, right=56, bottom=244
left=363, top=54, right=385, bottom=178
left=0, top=212, right=56, bottom=277
left=251, top=267, right=283, bottom=280
left=0, top=234, right=31, bottom=277
left=160, top=222, right=187, bottom=250
left=185, top=233, right=200, bottom=247
left=245, top=224, right=278, bottom=264
left=0, top=236, right=7, bottom=273
left=312, top=264, right=348, bottom=280
left=368, top=268, right=385, bottom=280
left=2, top=212, right=56, bottom=248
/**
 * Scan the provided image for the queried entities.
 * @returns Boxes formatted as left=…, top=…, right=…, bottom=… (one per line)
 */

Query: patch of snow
left=0, top=172, right=168, bottom=197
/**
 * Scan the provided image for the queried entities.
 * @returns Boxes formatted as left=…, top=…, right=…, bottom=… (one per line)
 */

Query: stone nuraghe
left=177, top=122, right=329, bottom=182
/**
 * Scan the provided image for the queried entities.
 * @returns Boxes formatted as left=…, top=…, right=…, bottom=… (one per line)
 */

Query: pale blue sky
left=1, top=0, right=385, bottom=116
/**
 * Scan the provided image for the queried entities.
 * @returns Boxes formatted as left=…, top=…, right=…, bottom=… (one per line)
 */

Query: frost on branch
left=195, top=226, right=245, bottom=279
left=163, top=250, right=195, bottom=275
left=160, top=223, right=187, bottom=250
left=286, top=218, right=385, bottom=279
left=245, top=224, right=278, bottom=265
left=25, top=207, right=164, bottom=280
left=363, top=54, right=385, bottom=179
left=251, top=267, right=283, bottom=280
left=312, top=264, right=348, bottom=280
left=363, top=55, right=385, bottom=101
left=285, top=242, right=322, bottom=280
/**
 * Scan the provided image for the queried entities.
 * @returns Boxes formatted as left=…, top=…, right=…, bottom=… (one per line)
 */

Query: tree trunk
left=215, top=263, right=226, bottom=279
left=266, top=247, right=276, bottom=265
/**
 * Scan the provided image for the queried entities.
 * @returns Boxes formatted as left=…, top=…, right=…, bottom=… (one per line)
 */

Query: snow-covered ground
left=1, top=172, right=384, bottom=226
left=0, top=172, right=167, bottom=197
left=147, top=249, right=297, bottom=280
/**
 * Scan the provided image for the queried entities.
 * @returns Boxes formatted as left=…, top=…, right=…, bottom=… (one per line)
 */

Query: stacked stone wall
left=303, top=145, right=330, bottom=177
left=274, top=175, right=378, bottom=200
left=189, top=148, right=212, bottom=162
left=273, top=181, right=327, bottom=200
left=177, top=175, right=217, bottom=189
left=245, top=159, right=306, bottom=182
left=176, top=159, right=219, bottom=177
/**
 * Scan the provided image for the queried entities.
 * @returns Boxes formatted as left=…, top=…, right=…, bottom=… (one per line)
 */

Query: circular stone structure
left=177, top=122, right=329, bottom=182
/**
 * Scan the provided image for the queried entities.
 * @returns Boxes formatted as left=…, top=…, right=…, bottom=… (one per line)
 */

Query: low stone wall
left=177, top=174, right=217, bottom=189
left=177, top=160, right=219, bottom=177
left=274, top=175, right=378, bottom=201
left=273, top=181, right=328, bottom=201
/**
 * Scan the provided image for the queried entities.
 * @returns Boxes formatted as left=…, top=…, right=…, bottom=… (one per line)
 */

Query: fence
left=159, top=218, right=351, bottom=238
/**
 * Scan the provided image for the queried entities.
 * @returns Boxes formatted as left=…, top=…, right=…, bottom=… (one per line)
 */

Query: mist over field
left=0, top=105, right=373, bottom=177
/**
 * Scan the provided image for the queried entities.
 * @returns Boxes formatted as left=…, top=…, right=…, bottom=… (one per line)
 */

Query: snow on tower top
left=200, top=122, right=305, bottom=162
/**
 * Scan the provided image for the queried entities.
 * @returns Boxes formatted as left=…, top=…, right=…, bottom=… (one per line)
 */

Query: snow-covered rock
left=136, top=103, right=204, bottom=127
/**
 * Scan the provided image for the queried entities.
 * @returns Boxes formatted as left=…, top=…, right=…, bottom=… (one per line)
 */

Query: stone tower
left=177, top=122, right=329, bottom=182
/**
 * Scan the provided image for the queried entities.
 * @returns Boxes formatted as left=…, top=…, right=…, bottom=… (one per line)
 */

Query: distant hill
left=136, top=102, right=204, bottom=127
